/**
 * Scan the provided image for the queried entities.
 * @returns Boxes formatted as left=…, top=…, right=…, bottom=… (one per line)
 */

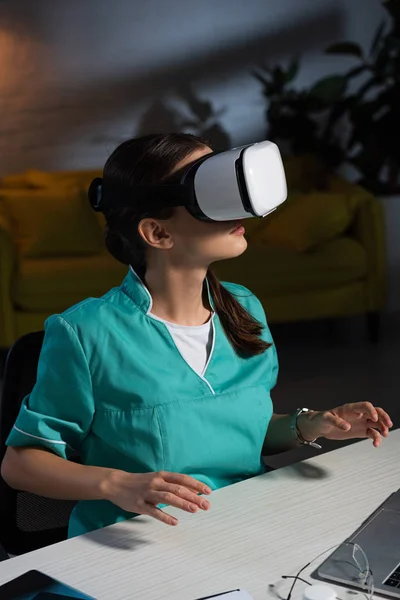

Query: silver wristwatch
left=290, top=407, right=322, bottom=449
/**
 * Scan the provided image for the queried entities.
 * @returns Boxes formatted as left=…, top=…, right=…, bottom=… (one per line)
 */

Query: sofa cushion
left=14, top=254, right=128, bottom=312
left=0, top=186, right=104, bottom=259
left=214, top=237, right=367, bottom=295
left=255, top=192, right=363, bottom=252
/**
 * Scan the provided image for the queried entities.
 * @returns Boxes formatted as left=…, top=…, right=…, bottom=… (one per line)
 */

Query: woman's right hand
left=101, top=470, right=212, bottom=525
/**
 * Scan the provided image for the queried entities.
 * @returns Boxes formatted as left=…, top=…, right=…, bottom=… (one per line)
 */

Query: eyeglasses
left=351, top=543, right=374, bottom=599
left=270, top=542, right=374, bottom=600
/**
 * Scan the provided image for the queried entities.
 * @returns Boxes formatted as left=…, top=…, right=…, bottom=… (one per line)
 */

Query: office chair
left=0, top=331, right=77, bottom=556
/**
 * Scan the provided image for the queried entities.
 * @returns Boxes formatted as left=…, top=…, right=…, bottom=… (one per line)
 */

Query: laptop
left=315, top=489, right=400, bottom=598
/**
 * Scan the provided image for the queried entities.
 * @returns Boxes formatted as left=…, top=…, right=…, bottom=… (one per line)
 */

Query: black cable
left=282, top=575, right=311, bottom=586
left=287, top=561, right=312, bottom=600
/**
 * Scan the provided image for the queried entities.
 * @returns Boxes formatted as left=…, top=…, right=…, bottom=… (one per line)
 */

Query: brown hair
left=95, top=133, right=270, bottom=357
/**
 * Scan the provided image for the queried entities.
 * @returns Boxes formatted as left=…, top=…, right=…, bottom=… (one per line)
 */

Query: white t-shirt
left=149, top=314, right=214, bottom=376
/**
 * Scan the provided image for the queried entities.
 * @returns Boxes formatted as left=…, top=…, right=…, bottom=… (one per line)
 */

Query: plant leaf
left=355, top=77, right=379, bottom=101
left=383, top=0, right=400, bottom=20
left=383, top=0, right=400, bottom=37
left=375, top=43, right=390, bottom=74
left=370, top=21, right=386, bottom=56
left=251, top=69, right=270, bottom=86
left=345, top=65, right=367, bottom=79
left=326, top=41, right=364, bottom=58
left=272, top=66, right=286, bottom=86
left=308, top=75, right=348, bottom=103
left=285, top=59, right=299, bottom=82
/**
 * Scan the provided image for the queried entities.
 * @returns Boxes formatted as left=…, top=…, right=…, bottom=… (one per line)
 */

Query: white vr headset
left=89, top=140, right=287, bottom=222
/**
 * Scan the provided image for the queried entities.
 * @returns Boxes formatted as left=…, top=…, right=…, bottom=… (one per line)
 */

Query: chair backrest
left=0, top=331, right=77, bottom=555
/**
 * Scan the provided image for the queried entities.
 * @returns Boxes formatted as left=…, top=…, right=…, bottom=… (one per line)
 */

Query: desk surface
left=0, top=432, right=399, bottom=600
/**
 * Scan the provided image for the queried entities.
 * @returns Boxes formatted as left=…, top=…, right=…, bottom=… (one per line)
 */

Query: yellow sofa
left=0, top=169, right=127, bottom=349
left=0, top=158, right=386, bottom=350
left=214, top=157, right=386, bottom=336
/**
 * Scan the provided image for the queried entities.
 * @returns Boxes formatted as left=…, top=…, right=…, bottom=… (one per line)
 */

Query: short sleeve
left=6, top=315, right=95, bottom=459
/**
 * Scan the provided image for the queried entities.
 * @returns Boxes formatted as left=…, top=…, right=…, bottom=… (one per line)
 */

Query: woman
left=1, top=133, right=392, bottom=538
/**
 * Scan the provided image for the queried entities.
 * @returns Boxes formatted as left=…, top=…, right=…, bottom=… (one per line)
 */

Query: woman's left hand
left=297, top=402, right=393, bottom=448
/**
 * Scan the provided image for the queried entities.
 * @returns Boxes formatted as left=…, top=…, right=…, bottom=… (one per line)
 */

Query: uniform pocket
left=91, top=407, right=165, bottom=472
left=156, top=385, right=273, bottom=488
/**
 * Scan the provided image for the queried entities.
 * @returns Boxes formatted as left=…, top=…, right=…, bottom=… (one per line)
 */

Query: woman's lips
left=230, top=222, right=245, bottom=235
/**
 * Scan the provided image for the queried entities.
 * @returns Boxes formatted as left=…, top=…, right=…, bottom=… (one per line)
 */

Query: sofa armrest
left=350, top=191, right=386, bottom=312
left=0, top=212, right=17, bottom=347
left=328, top=174, right=386, bottom=311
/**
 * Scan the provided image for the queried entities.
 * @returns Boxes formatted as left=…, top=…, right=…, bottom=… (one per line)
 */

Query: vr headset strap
left=94, top=183, right=191, bottom=212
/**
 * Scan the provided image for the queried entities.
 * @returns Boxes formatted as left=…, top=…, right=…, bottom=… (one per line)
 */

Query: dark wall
left=0, top=0, right=386, bottom=174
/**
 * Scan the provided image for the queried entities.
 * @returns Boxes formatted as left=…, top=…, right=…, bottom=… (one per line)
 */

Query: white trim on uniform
left=13, top=425, right=68, bottom=446
left=128, top=264, right=216, bottom=394
left=203, top=316, right=216, bottom=377
left=160, top=316, right=216, bottom=395
left=129, top=265, right=153, bottom=313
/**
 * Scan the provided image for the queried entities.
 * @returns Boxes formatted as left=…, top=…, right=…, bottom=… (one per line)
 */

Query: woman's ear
left=138, top=218, right=174, bottom=250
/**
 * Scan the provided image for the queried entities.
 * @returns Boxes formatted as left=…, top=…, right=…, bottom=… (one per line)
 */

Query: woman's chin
left=213, top=237, right=248, bottom=262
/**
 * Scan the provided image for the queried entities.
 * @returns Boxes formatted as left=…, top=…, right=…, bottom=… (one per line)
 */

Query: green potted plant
left=252, top=61, right=348, bottom=170
left=253, top=0, right=400, bottom=195
left=325, top=0, right=400, bottom=195
left=323, top=0, right=400, bottom=315
left=252, top=0, right=400, bottom=312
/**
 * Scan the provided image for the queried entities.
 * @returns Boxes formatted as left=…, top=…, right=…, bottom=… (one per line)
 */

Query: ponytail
left=206, top=269, right=271, bottom=357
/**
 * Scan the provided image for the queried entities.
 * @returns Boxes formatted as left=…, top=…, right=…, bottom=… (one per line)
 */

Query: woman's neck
left=145, top=265, right=211, bottom=326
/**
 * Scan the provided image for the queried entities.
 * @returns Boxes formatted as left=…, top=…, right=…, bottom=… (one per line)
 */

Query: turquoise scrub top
left=7, top=268, right=278, bottom=537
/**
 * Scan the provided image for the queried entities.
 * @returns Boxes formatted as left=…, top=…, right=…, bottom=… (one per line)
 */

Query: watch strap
left=290, top=408, right=322, bottom=449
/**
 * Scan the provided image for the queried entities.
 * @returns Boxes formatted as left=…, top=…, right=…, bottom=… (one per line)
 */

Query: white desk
left=0, top=431, right=399, bottom=600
